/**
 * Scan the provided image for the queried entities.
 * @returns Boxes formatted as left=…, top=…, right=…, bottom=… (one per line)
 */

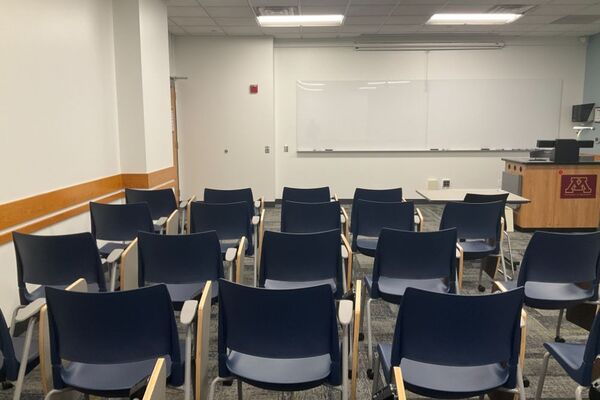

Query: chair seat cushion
left=161, top=282, right=217, bottom=310
left=460, top=240, right=496, bottom=260
left=264, top=279, right=337, bottom=293
left=378, top=344, right=510, bottom=398
left=356, top=236, right=378, bottom=257
left=61, top=357, right=172, bottom=397
left=364, top=276, right=450, bottom=303
left=524, top=282, right=595, bottom=310
left=544, top=342, right=587, bottom=385
left=226, top=350, right=332, bottom=391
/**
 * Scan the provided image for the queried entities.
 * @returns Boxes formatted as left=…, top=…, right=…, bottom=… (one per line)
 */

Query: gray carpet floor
left=3, top=204, right=593, bottom=400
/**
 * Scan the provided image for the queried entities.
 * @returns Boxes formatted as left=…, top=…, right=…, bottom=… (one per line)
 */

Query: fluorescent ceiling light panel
left=359, top=86, right=377, bottom=90
left=427, top=13, right=522, bottom=25
left=257, top=14, right=344, bottom=27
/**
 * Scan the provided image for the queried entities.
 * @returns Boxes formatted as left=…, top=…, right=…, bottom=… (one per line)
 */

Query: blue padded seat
left=356, top=236, right=378, bottom=257
left=364, top=276, right=449, bottom=303
left=12, top=232, right=107, bottom=305
left=138, top=231, right=223, bottom=309
left=264, top=278, right=336, bottom=291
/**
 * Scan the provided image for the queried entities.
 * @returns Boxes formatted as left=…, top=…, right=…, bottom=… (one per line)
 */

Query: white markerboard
left=296, top=78, right=563, bottom=151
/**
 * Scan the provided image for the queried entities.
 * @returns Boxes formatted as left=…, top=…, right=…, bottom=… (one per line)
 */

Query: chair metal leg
left=516, top=363, right=526, bottom=400
left=342, top=322, right=349, bottom=400
left=228, top=260, right=233, bottom=282
left=499, top=247, right=508, bottom=282
left=109, top=261, right=118, bottom=292
left=8, top=306, right=25, bottom=336
left=576, top=386, right=586, bottom=400
left=535, top=352, right=551, bottom=400
left=504, top=231, right=515, bottom=278
left=371, top=355, right=381, bottom=395
left=366, top=298, right=374, bottom=379
left=359, top=285, right=367, bottom=342
left=208, top=377, right=230, bottom=400
left=184, top=325, right=193, bottom=400
left=477, top=260, right=485, bottom=292
left=237, top=379, right=243, bottom=400
left=12, top=317, right=36, bottom=400
left=555, top=309, right=565, bottom=342
left=253, top=226, right=258, bottom=287
left=43, top=388, right=73, bottom=400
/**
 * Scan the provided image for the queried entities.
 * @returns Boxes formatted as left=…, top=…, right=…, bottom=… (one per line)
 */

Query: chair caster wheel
left=555, top=336, right=566, bottom=343
left=478, top=285, right=485, bottom=292
left=222, top=380, right=233, bottom=387
left=1, top=382, right=13, bottom=390
left=523, top=378, right=530, bottom=388
left=359, top=333, right=364, bottom=341
left=367, top=369, right=374, bottom=380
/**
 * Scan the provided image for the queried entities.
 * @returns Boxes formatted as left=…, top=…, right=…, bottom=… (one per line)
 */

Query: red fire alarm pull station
left=249, top=84, right=258, bottom=94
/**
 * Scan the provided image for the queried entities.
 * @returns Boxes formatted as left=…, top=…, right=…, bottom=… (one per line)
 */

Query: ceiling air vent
left=254, top=6, right=298, bottom=16
left=487, top=4, right=536, bottom=14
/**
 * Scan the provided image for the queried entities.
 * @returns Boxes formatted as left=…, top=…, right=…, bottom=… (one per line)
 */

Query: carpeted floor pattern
left=2, top=204, right=593, bottom=400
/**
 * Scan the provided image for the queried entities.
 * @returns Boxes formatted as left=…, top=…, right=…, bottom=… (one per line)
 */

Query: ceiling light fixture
left=257, top=14, right=344, bottom=27
left=427, top=13, right=522, bottom=25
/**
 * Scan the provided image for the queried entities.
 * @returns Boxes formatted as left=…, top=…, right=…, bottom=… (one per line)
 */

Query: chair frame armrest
left=154, top=216, right=168, bottom=227
left=119, top=238, right=138, bottom=291
left=341, top=245, right=349, bottom=259
left=415, top=208, right=424, bottom=232
left=235, top=236, right=247, bottom=283
left=180, top=300, right=199, bottom=326
left=14, top=298, right=46, bottom=323
left=350, top=280, right=362, bottom=400
left=341, top=234, right=353, bottom=292
left=106, top=248, right=124, bottom=264
left=340, top=206, right=350, bottom=240
left=338, top=300, right=353, bottom=326
left=393, top=367, right=407, bottom=400
left=251, top=215, right=260, bottom=225
left=456, top=243, right=464, bottom=291
left=179, top=196, right=194, bottom=210
left=186, top=195, right=197, bottom=234
left=225, top=247, right=237, bottom=263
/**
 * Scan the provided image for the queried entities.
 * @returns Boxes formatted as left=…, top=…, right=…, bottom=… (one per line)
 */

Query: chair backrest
left=217, top=280, right=340, bottom=385
left=439, top=201, right=503, bottom=242
left=204, top=188, right=255, bottom=219
left=351, top=188, right=403, bottom=231
left=372, top=228, right=457, bottom=292
left=0, top=308, right=17, bottom=381
left=13, top=232, right=107, bottom=305
left=517, top=231, right=600, bottom=287
left=259, top=230, right=343, bottom=297
left=280, top=201, right=341, bottom=233
left=45, top=285, right=182, bottom=388
left=125, top=189, right=177, bottom=220
left=282, top=187, right=331, bottom=203
left=137, top=231, right=223, bottom=287
left=351, top=200, right=414, bottom=249
left=463, top=192, right=509, bottom=205
left=189, top=201, right=252, bottom=248
left=391, top=287, right=524, bottom=382
left=90, top=202, right=154, bottom=242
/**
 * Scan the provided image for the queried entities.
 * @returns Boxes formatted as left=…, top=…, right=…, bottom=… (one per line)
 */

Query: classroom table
left=415, top=188, right=530, bottom=204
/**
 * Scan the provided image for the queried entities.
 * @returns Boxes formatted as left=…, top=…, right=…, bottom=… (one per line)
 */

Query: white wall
left=274, top=41, right=587, bottom=198
left=0, top=0, right=120, bottom=202
left=173, top=37, right=275, bottom=200
left=0, top=0, right=121, bottom=314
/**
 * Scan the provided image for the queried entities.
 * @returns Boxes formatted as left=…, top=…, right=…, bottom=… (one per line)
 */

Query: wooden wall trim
left=0, top=166, right=177, bottom=245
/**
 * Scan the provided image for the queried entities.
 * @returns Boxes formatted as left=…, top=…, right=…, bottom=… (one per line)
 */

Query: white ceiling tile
left=339, top=24, right=381, bottom=33
left=167, top=6, right=208, bottom=17
left=301, top=5, right=348, bottom=14
left=440, top=4, right=495, bottom=13
left=391, top=5, right=444, bottom=15
left=548, top=0, right=599, bottom=4
left=399, top=0, right=446, bottom=4
left=378, top=24, right=423, bottom=33
left=585, top=4, right=600, bottom=12
left=272, top=33, right=304, bottom=38
left=261, top=27, right=301, bottom=33
left=183, top=26, right=225, bottom=34
left=198, top=0, right=248, bottom=4
left=222, top=25, right=265, bottom=35
left=347, top=5, right=395, bottom=16
left=514, top=15, right=561, bottom=24
left=169, top=16, right=216, bottom=26
left=300, top=26, right=341, bottom=32
left=205, top=6, right=255, bottom=17
left=344, top=16, right=387, bottom=24
left=214, top=17, right=257, bottom=26
left=300, top=0, right=348, bottom=5
left=529, top=4, right=591, bottom=14
left=301, top=33, right=343, bottom=38
left=386, top=15, right=429, bottom=24
left=350, top=0, right=398, bottom=4
left=252, top=0, right=298, bottom=6
left=166, top=0, right=200, bottom=6
left=168, top=25, right=188, bottom=35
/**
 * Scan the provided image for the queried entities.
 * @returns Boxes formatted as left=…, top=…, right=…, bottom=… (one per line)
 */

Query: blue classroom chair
left=0, top=301, right=44, bottom=400
left=351, top=200, right=415, bottom=257
left=504, top=231, right=600, bottom=342
left=536, top=311, right=600, bottom=400
left=350, top=188, right=423, bottom=233
left=90, top=202, right=154, bottom=290
left=125, top=188, right=178, bottom=233
left=259, top=229, right=346, bottom=297
left=13, top=232, right=107, bottom=305
left=280, top=200, right=341, bottom=233
left=439, top=200, right=504, bottom=291
left=44, top=284, right=196, bottom=400
left=137, top=231, right=223, bottom=309
left=362, top=228, right=458, bottom=379
left=372, top=287, right=526, bottom=400
left=209, top=280, right=353, bottom=400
